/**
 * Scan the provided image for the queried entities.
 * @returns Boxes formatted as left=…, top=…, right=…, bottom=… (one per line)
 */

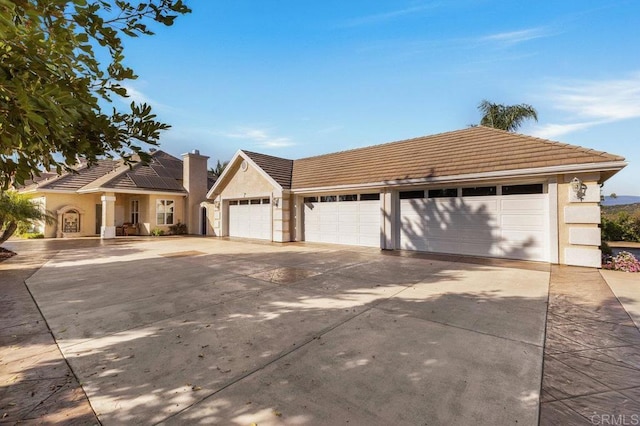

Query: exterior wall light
left=571, top=177, right=587, bottom=201
left=213, top=200, right=220, bottom=209
left=273, top=197, right=280, bottom=208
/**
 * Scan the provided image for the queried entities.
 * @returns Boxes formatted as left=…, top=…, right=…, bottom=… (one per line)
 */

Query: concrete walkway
left=540, top=265, right=640, bottom=425
left=2, top=237, right=549, bottom=425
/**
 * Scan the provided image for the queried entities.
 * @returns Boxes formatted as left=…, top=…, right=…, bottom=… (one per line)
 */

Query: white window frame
left=131, top=199, right=140, bottom=224
left=156, top=199, right=175, bottom=225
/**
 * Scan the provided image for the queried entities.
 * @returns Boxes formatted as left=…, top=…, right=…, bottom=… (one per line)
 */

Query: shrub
left=602, top=251, right=640, bottom=273
left=168, top=221, right=187, bottom=235
left=151, top=228, right=165, bottom=237
left=601, top=213, right=640, bottom=242
left=601, top=241, right=613, bottom=256
left=21, top=232, right=44, bottom=239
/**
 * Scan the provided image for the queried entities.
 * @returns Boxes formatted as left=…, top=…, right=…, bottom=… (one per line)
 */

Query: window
left=262, top=198, right=270, bottom=204
left=339, top=194, right=358, bottom=202
left=462, top=186, right=496, bottom=197
left=239, top=200, right=249, bottom=205
left=130, top=200, right=139, bottom=224
left=229, top=200, right=238, bottom=205
left=250, top=199, right=261, bottom=205
left=399, top=190, right=424, bottom=199
left=502, top=184, right=544, bottom=195
left=320, top=195, right=337, bottom=202
left=304, top=196, right=318, bottom=203
left=428, top=188, right=458, bottom=198
left=156, top=199, right=174, bottom=225
left=360, top=193, right=380, bottom=201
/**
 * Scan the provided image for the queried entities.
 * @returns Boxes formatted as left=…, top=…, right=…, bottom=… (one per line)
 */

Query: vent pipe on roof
left=192, top=149, right=200, bottom=155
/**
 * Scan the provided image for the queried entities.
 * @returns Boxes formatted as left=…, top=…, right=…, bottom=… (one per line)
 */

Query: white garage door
left=228, top=199, right=271, bottom=240
left=304, top=194, right=381, bottom=247
left=400, top=185, right=549, bottom=261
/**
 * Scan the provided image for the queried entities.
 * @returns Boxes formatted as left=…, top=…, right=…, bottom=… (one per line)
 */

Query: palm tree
left=0, top=191, right=54, bottom=244
left=478, top=100, right=538, bottom=132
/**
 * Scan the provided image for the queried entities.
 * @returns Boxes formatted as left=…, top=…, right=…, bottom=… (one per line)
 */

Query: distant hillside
left=602, top=203, right=640, bottom=218
left=602, top=195, right=640, bottom=206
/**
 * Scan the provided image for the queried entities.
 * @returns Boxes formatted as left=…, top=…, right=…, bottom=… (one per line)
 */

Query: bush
left=21, top=232, right=44, bottom=239
left=168, top=222, right=187, bottom=235
left=602, top=251, right=640, bottom=273
left=151, top=228, right=165, bottom=236
left=601, top=213, right=640, bottom=242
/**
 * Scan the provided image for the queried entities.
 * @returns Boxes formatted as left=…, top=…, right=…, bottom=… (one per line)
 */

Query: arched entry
left=56, top=205, right=85, bottom=238
left=200, top=205, right=207, bottom=235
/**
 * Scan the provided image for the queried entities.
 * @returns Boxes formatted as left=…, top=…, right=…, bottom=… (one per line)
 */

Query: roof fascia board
left=291, top=161, right=627, bottom=194
left=77, top=188, right=187, bottom=196
left=206, top=150, right=244, bottom=199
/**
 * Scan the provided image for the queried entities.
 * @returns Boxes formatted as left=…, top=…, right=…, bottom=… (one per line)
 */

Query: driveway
left=8, top=237, right=549, bottom=425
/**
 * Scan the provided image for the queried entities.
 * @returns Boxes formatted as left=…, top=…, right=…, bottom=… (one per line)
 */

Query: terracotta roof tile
left=290, top=127, right=625, bottom=189
left=243, top=151, right=293, bottom=189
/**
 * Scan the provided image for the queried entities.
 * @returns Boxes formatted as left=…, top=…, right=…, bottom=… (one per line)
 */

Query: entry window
left=304, top=197, right=318, bottom=203
left=360, top=193, right=380, bottom=201
left=339, top=194, right=358, bottom=202
left=130, top=200, right=139, bottom=224
left=462, top=186, right=496, bottom=197
left=320, top=195, right=337, bottom=202
left=399, top=190, right=425, bottom=199
left=428, top=188, right=458, bottom=198
left=502, top=184, right=544, bottom=195
left=156, top=199, right=174, bottom=225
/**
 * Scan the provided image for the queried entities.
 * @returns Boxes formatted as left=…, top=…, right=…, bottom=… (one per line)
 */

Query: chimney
left=182, top=150, right=210, bottom=235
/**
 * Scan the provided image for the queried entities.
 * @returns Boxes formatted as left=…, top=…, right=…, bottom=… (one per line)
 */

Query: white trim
left=290, top=161, right=627, bottom=194
left=78, top=188, right=187, bottom=196
left=547, top=179, right=559, bottom=264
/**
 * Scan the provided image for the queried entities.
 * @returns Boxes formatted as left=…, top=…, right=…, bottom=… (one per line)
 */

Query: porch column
left=101, top=193, right=116, bottom=239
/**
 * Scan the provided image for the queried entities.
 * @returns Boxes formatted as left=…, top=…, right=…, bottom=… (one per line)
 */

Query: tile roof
left=243, top=150, right=294, bottom=189
left=38, top=160, right=122, bottom=191
left=24, top=151, right=188, bottom=193
left=289, top=126, right=625, bottom=189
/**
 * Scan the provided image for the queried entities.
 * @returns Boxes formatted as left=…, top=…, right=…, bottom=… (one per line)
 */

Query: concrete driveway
left=20, top=237, right=549, bottom=425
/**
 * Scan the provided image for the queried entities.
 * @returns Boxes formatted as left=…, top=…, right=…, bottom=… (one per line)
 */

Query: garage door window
left=360, top=193, right=380, bottom=201
left=462, top=186, right=496, bottom=197
left=428, top=188, right=458, bottom=198
left=321, top=195, right=337, bottom=202
left=400, top=190, right=425, bottom=199
left=339, top=194, right=358, bottom=202
left=262, top=198, right=270, bottom=204
left=502, top=184, right=544, bottom=195
left=304, top=197, right=318, bottom=203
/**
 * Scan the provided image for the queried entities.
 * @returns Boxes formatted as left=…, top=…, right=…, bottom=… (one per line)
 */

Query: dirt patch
left=0, top=246, right=16, bottom=262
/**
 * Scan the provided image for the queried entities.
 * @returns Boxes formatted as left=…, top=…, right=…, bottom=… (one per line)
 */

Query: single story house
left=18, top=149, right=212, bottom=238
left=206, top=126, right=626, bottom=268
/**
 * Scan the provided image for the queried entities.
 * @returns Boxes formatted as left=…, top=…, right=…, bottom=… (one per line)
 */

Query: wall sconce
left=571, top=177, right=587, bottom=201
left=214, top=200, right=220, bottom=209
left=273, top=197, right=280, bottom=208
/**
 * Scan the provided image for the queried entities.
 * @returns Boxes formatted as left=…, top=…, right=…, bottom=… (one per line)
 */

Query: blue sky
left=120, top=0, right=639, bottom=195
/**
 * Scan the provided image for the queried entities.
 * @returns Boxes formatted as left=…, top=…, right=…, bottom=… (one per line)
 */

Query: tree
left=0, top=0, right=191, bottom=189
left=478, top=100, right=538, bottom=132
left=0, top=191, right=54, bottom=244
left=210, top=159, right=229, bottom=179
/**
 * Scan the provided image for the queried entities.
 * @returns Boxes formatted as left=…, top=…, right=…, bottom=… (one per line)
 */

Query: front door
left=95, top=204, right=102, bottom=235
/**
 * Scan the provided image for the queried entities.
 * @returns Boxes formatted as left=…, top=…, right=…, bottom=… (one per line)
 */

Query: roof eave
left=291, top=161, right=628, bottom=194
left=77, top=187, right=187, bottom=196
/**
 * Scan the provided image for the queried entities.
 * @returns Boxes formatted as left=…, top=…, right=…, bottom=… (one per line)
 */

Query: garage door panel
left=400, top=194, right=549, bottom=262
left=229, top=201, right=271, bottom=240
left=304, top=198, right=381, bottom=247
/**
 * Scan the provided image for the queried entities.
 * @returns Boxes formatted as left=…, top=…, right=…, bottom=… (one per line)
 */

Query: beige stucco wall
left=142, top=193, right=186, bottom=235
left=557, top=173, right=602, bottom=267
left=36, top=192, right=102, bottom=238
left=210, top=158, right=282, bottom=239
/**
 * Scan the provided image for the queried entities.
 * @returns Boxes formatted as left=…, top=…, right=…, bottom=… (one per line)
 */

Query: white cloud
left=532, top=72, right=640, bottom=139
left=225, top=127, right=295, bottom=149
left=478, top=27, right=552, bottom=47
left=339, top=4, right=437, bottom=28
left=119, top=84, right=172, bottom=111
